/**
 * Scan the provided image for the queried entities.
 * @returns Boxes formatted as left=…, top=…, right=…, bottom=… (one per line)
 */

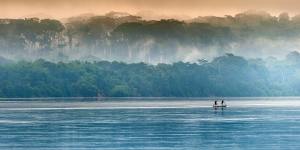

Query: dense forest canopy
left=1, top=52, right=300, bottom=98
left=1, top=11, right=300, bottom=63
left=1, top=11, right=300, bottom=97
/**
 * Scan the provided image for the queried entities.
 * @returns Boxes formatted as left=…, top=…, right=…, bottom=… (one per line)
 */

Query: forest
left=1, top=10, right=300, bottom=97
left=1, top=10, right=300, bottom=63
left=1, top=52, right=300, bottom=98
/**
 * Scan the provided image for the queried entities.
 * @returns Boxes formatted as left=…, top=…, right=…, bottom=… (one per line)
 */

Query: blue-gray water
left=1, top=98, right=300, bottom=149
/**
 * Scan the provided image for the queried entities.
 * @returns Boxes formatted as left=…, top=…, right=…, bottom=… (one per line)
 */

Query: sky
left=0, top=0, right=300, bottom=19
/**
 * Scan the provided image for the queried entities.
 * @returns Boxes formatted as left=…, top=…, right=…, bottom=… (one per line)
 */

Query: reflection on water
left=0, top=98, right=300, bottom=149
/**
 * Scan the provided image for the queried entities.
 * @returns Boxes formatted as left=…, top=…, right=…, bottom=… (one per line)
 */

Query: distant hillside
left=0, top=11, right=300, bottom=63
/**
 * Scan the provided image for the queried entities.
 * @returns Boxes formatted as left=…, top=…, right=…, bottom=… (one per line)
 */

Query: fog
left=1, top=10, right=300, bottom=64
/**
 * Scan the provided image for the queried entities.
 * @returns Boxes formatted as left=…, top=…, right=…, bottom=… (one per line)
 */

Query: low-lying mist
left=1, top=10, right=300, bottom=64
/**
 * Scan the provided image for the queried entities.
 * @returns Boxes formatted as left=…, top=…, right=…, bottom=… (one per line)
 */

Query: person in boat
left=221, top=100, right=227, bottom=107
left=214, top=100, right=218, bottom=106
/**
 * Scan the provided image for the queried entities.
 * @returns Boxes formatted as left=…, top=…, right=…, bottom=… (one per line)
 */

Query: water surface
left=0, top=98, right=300, bottom=149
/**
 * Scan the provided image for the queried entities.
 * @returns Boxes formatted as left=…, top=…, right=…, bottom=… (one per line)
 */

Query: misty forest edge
left=1, top=11, right=300, bottom=98
left=0, top=10, right=300, bottom=63
left=1, top=52, right=300, bottom=98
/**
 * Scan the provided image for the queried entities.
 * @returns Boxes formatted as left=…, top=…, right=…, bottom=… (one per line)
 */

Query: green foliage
left=110, top=85, right=131, bottom=97
left=1, top=53, right=300, bottom=98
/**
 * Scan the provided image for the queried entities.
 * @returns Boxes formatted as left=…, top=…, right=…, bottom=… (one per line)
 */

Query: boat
left=213, top=104, right=227, bottom=108
left=213, top=99, right=227, bottom=108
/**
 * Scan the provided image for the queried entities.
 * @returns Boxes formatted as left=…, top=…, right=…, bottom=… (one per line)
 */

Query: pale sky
left=0, top=0, right=300, bottom=19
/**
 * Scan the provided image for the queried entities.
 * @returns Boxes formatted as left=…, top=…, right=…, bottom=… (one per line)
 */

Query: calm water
left=1, top=98, right=300, bottom=149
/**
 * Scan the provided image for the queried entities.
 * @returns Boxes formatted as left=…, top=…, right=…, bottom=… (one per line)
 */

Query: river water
left=0, top=97, right=300, bottom=149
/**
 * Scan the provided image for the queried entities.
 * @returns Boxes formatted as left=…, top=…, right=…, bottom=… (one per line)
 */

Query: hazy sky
left=1, top=0, right=300, bottom=19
